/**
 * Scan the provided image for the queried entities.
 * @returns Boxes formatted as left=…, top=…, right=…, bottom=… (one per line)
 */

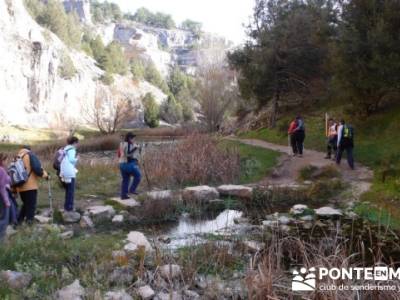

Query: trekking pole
left=47, top=176, right=53, bottom=222
left=288, top=134, right=292, bottom=155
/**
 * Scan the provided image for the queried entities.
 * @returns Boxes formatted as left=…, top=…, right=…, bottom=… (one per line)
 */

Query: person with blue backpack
left=59, top=137, right=79, bottom=212
left=336, top=119, right=354, bottom=170
left=119, top=132, right=141, bottom=200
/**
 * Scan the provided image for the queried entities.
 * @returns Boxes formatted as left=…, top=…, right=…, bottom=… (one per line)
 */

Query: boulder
left=182, top=186, right=219, bottom=203
left=79, top=215, right=94, bottom=228
left=110, top=198, right=141, bottom=208
left=109, top=267, right=134, bottom=285
left=217, top=185, right=253, bottom=199
left=145, top=190, right=174, bottom=201
left=137, top=285, right=155, bottom=300
left=85, top=205, right=115, bottom=221
left=126, top=231, right=153, bottom=252
left=35, top=215, right=52, bottom=224
left=315, top=207, right=342, bottom=218
left=62, top=211, right=81, bottom=223
left=55, top=280, right=85, bottom=300
left=0, top=270, right=32, bottom=289
left=155, top=291, right=182, bottom=300
left=104, top=290, right=133, bottom=300
left=290, top=204, right=309, bottom=215
left=159, top=264, right=182, bottom=280
left=112, top=215, right=124, bottom=223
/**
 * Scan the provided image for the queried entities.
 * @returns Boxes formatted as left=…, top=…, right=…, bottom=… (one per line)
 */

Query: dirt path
left=232, top=138, right=374, bottom=204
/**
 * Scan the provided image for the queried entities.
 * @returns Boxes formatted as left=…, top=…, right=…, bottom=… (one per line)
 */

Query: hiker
left=15, top=146, right=49, bottom=224
left=336, top=119, right=354, bottom=170
left=119, top=132, right=141, bottom=200
left=288, top=118, right=298, bottom=156
left=325, top=118, right=338, bottom=160
left=293, top=116, right=306, bottom=157
left=60, top=136, right=79, bottom=212
left=0, top=153, right=11, bottom=239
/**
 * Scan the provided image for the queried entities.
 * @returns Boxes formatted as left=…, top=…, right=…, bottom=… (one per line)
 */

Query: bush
left=57, top=52, right=77, bottom=79
left=130, top=59, right=145, bottom=80
left=100, top=72, right=114, bottom=85
left=129, top=7, right=176, bottom=29
left=159, top=94, right=183, bottom=124
left=144, top=62, right=169, bottom=93
left=143, top=93, right=160, bottom=128
left=91, top=0, right=122, bottom=23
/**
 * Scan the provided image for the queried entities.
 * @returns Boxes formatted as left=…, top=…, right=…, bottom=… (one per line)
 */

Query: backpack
left=343, top=125, right=354, bottom=139
left=53, top=147, right=71, bottom=171
left=8, top=154, right=30, bottom=187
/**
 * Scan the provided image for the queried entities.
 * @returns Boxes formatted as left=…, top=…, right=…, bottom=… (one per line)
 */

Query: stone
left=112, top=250, right=127, bottom=260
left=112, top=215, right=124, bottom=223
left=315, top=207, right=343, bottom=217
left=182, top=186, right=219, bottom=203
left=123, top=243, right=139, bottom=254
left=55, top=279, right=85, bottom=300
left=0, top=270, right=32, bottom=289
left=280, top=225, right=291, bottom=232
left=110, top=198, right=141, bottom=208
left=183, top=290, right=200, bottom=299
left=217, top=185, right=253, bottom=199
left=61, top=231, right=74, bottom=240
left=262, top=220, right=279, bottom=228
left=109, top=267, right=134, bottom=285
left=35, top=215, right=52, bottom=224
left=290, top=204, right=309, bottom=215
left=6, top=226, right=17, bottom=237
left=104, top=290, right=133, bottom=300
left=62, top=211, right=81, bottom=223
left=233, top=217, right=249, bottom=224
left=244, top=241, right=265, bottom=252
left=126, top=231, right=153, bottom=252
left=79, top=215, right=94, bottom=228
left=145, top=190, right=174, bottom=201
left=86, top=205, right=116, bottom=221
left=277, top=215, right=292, bottom=225
left=155, top=291, right=182, bottom=300
left=159, top=264, right=182, bottom=280
left=137, top=285, right=155, bottom=300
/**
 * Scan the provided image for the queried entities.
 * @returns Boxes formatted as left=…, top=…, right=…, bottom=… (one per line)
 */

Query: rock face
left=0, top=0, right=165, bottom=128
left=55, top=279, right=85, bottom=300
left=62, top=0, right=92, bottom=24
left=182, top=186, right=219, bottom=204
left=0, top=270, right=32, bottom=289
left=217, top=185, right=253, bottom=199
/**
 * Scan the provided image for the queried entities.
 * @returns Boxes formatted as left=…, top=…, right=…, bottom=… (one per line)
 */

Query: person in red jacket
left=288, top=119, right=298, bottom=156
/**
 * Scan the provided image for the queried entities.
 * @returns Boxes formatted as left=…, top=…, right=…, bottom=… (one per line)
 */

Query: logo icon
left=292, top=267, right=316, bottom=291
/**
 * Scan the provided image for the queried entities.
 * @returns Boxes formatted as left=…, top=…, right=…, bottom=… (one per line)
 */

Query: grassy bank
left=240, top=106, right=400, bottom=227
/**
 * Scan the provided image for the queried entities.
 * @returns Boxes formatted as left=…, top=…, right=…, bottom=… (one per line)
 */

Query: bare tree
left=84, top=85, right=137, bottom=134
left=197, top=59, right=239, bottom=132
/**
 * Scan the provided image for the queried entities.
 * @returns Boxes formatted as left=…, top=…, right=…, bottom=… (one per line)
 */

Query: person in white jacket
left=60, top=136, right=79, bottom=211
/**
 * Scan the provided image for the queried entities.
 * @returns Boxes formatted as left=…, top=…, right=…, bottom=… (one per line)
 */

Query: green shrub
left=100, top=72, right=114, bottom=85
left=159, top=94, right=183, bottom=124
left=143, top=93, right=160, bottom=128
left=58, top=52, right=77, bottom=79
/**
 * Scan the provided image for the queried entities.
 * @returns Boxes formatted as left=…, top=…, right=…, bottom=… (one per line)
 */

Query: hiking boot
left=324, top=155, right=331, bottom=159
left=298, top=154, right=303, bottom=158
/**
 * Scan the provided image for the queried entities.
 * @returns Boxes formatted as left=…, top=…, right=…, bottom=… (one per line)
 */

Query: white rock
left=182, top=186, right=219, bottom=203
left=104, top=290, right=133, bottom=300
left=156, top=291, right=182, bottom=300
left=79, top=215, right=94, bottom=228
left=61, top=231, right=74, bottom=240
left=86, top=205, right=115, bottom=220
left=277, top=216, right=292, bottom=225
left=184, top=290, right=200, bottom=299
left=262, top=220, right=279, bottom=228
left=217, top=185, right=253, bottom=199
left=62, top=211, right=81, bottom=223
left=300, top=215, right=314, bottom=222
left=315, top=207, right=343, bottom=217
left=0, top=270, right=32, bottom=289
left=123, top=243, right=139, bottom=254
left=110, top=198, right=141, bottom=208
left=145, top=190, right=174, bottom=201
left=137, top=285, right=155, bottom=300
left=126, top=231, right=153, bottom=252
left=290, top=204, right=309, bottom=215
left=35, top=215, right=52, bottom=224
left=55, top=279, right=85, bottom=300
left=112, top=215, right=124, bottom=223
left=159, top=264, right=182, bottom=280
left=244, top=241, right=265, bottom=252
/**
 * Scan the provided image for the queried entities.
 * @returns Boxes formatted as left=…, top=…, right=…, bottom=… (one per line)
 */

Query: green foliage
left=144, top=62, right=169, bottom=93
left=143, top=93, right=160, bottom=128
left=160, top=94, right=183, bottom=124
left=129, top=7, right=176, bottom=29
left=91, top=0, right=122, bottom=23
left=130, top=59, right=145, bottom=80
left=333, top=0, right=400, bottom=116
left=100, top=72, right=114, bottom=85
left=99, top=42, right=128, bottom=75
left=24, top=0, right=82, bottom=48
left=181, top=19, right=203, bottom=37
left=57, top=51, right=77, bottom=79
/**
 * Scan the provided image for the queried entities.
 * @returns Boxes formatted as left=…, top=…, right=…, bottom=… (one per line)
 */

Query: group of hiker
left=0, top=132, right=143, bottom=240
left=288, top=116, right=355, bottom=169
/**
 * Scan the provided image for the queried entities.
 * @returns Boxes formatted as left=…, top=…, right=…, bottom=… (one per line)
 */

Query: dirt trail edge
left=230, top=137, right=374, bottom=204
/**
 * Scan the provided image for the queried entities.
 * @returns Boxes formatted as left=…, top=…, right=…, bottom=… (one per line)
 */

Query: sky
left=103, top=0, right=254, bottom=45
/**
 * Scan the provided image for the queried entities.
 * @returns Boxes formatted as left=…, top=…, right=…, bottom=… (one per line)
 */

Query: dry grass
left=142, top=134, right=241, bottom=189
